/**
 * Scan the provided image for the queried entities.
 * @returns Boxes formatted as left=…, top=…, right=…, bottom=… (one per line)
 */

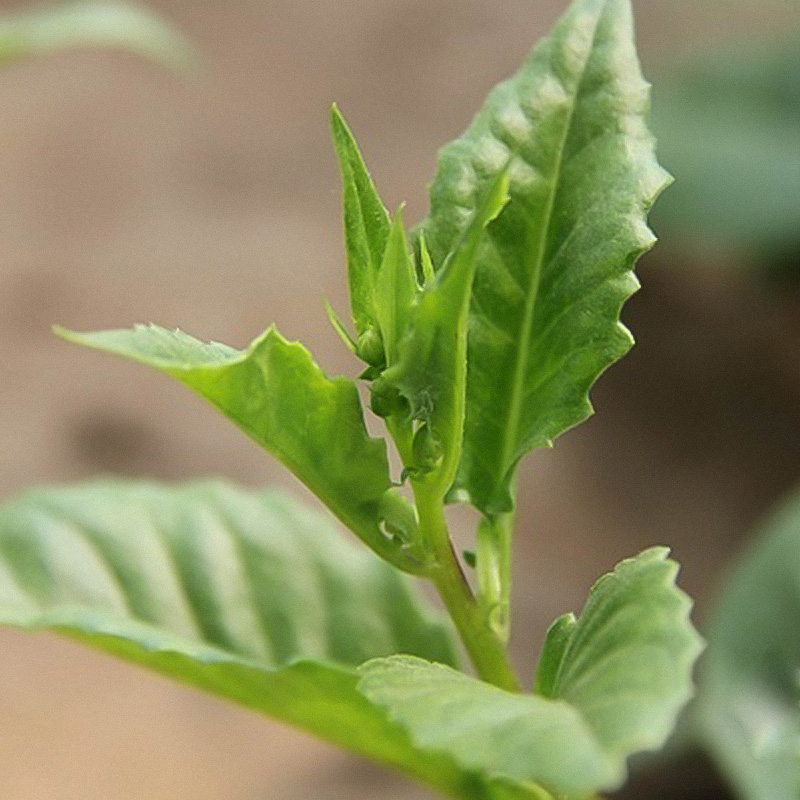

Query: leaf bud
left=370, top=377, right=408, bottom=418
left=378, top=489, right=419, bottom=545
left=356, top=326, right=385, bottom=368
left=412, top=422, right=443, bottom=474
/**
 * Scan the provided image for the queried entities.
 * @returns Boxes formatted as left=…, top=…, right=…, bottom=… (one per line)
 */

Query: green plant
left=0, top=0, right=703, bottom=798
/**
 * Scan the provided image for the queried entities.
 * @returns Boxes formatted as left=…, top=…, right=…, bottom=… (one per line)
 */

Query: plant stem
left=387, top=414, right=414, bottom=469
left=477, top=512, right=514, bottom=644
left=413, top=480, right=520, bottom=692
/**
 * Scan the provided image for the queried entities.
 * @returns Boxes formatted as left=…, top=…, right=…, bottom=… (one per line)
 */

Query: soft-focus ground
left=1, top=0, right=799, bottom=797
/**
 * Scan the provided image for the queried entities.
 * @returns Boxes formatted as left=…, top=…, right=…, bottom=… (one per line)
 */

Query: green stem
left=413, top=480, right=520, bottom=693
left=387, top=414, right=414, bottom=468
left=477, top=512, right=514, bottom=644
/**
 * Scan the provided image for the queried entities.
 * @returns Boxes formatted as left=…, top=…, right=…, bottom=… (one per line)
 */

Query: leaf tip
left=323, top=297, right=358, bottom=354
left=53, top=324, right=94, bottom=348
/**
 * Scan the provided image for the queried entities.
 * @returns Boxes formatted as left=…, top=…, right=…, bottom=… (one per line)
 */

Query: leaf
left=545, top=548, right=702, bottom=756
left=359, top=548, right=702, bottom=798
left=374, top=209, right=417, bottom=367
left=324, top=297, right=358, bottom=354
left=0, top=482, right=558, bottom=800
left=0, top=1, right=195, bottom=71
left=696, top=492, right=800, bottom=800
left=533, top=612, right=576, bottom=698
left=56, top=324, right=424, bottom=573
left=417, top=0, right=670, bottom=514
left=360, top=655, right=613, bottom=798
left=651, top=36, right=800, bottom=253
left=330, top=104, right=392, bottom=342
left=385, top=173, right=509, bottom=492
left=0, top=481, right=486, bottom=796
left=419, top=233, right=436, bottom=285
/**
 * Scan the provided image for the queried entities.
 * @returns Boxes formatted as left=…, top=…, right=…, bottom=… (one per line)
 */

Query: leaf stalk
left=477, top=512, right=514, bottom=644
left=412, top=478, right=520, bottom=693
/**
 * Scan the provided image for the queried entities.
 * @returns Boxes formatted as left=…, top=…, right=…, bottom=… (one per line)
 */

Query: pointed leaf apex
left=323, top=297, right=358, bottom=354
left=329, top=101, right=345, bottom=128
left=419, top=0, right=669, bottom=515
left=330, top=102, right=391, bottom=339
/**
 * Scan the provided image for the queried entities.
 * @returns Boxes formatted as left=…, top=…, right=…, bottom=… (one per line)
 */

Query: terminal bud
left=356, top=326, right=385, bottom=368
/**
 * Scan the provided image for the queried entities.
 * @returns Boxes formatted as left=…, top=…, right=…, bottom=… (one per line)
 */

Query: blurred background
left=0, top=0, right=798, bottom=797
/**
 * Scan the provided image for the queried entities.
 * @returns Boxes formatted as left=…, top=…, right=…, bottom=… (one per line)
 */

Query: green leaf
left=696, top=492, right=800, bottom=800
left=0, top=1, right=195, bottom=71
left=359, top=549, right=702, bottom=798
left=652, top=36, right=800, bottom=253
left=545, top=548, right=702, bottom=757
left=374, top=209, right=417, bottom=368
left=0, top=481, right=483, bottom=796
left=56, top=324, right=424, bottom=573
left=533, top=612, right=576, bottom=698
left=386, top=173, right=509, bottom=492
left=330, top=104, right=392, bottom=343
left=360, top=655, right=612, bottom=798
left=419, top=233, right=436, bottom=286
left=324, top=297, right=358, bottom=354
left=417, top=0, right=670, bottom=514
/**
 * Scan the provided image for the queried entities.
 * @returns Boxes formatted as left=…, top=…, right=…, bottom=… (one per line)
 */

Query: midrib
left=497, top=9, right=606, bottom=483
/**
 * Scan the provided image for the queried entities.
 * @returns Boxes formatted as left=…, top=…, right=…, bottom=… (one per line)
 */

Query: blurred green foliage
left=652, top=36, right=800, bottom=259
left=697, top=491, right=800, bottom=800
left=0, top=1, right=193, bottom=71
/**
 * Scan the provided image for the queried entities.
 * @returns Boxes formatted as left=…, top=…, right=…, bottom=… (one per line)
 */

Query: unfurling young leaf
left=385, top=172, right=510, bottom=492
left=374, top=209, right=417, bottom=369
left=330, top=104, right=391, bottom=362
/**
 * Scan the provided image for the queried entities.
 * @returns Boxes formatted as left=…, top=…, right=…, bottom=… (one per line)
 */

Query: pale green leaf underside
left=418, top=0, right=670, bottom=514
left=360, top=549, right=702, bottom=798
left=697, top=493, right=800, bottom=800
left=0, top=482, right=489, bottom=797
left=0, top=1, right=194, bottom=71
left=56, top=325, right=417, bottom=571
left=0, top=480, right=560, bottom=800
left=0, top=481, right=457, bottom=670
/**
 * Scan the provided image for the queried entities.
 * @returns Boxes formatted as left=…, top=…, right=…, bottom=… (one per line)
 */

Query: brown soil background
left=0, top=1, right=799, bottom=797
